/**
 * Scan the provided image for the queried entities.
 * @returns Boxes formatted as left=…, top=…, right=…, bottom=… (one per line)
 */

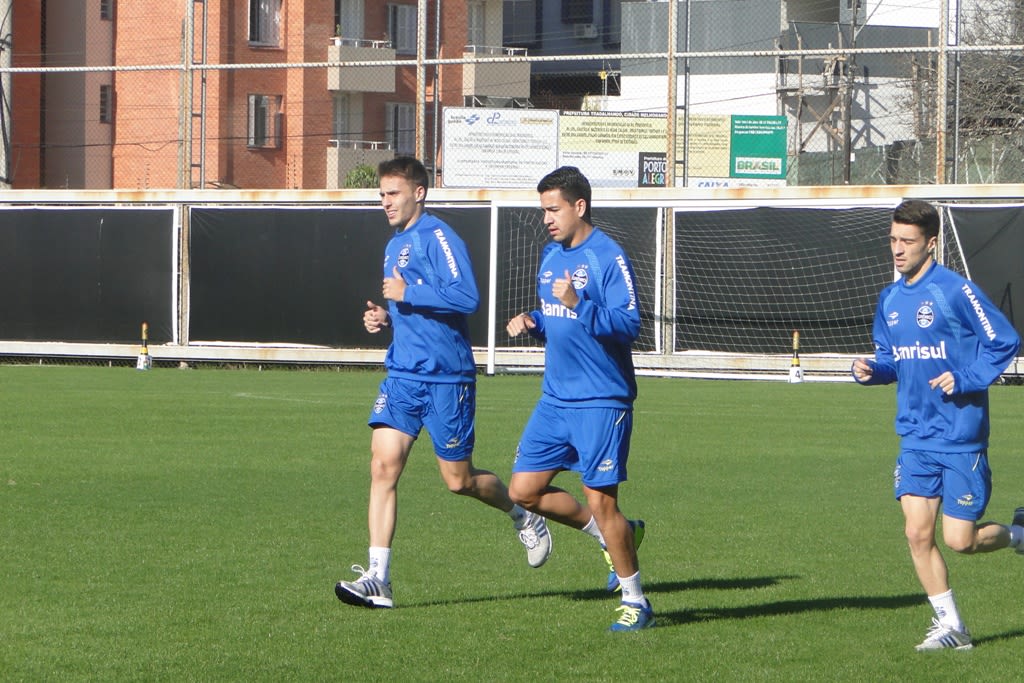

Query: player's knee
left=444, top=478, right=473, bottom=496
left=369, top=455, right=403, bottom=483
left=903, top=524, right=934, bottom=549
left=944, top=533, right=977, bottom=554
left=507, top=485, right=536, bottom=509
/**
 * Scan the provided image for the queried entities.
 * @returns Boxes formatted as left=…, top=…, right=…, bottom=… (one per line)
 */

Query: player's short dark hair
left=378, top=157, right=430, bottom=195
left=892, top=199, right=939, bottom=241
left=537, top=166, right=592, bottom=224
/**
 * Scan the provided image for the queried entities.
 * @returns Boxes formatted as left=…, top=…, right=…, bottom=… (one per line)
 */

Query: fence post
left=935, top=0, right=948, bottom=183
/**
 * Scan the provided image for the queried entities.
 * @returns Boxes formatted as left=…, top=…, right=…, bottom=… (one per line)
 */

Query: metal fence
left=2, top=0, right=1023, bottom=191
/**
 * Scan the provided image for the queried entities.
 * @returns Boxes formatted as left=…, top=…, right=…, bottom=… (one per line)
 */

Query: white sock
left=582, top=517, right=606, bottom=546
left=509, top=504, right=529, bottom=528
left=1009, top=523, right=1023, bottom=548
left=368, top=546, right=391, bottom=583
left=618, top=571, right=647, bottom=607
left=928, top=589, right=964, bottom=632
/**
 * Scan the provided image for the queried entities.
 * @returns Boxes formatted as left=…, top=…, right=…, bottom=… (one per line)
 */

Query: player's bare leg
left=942, top=515, right=1011, bottom=554
left=436, top=457, right=515, bottom=511
left=508, top=470, right=592, bottom=530
left=901, top=494, right=972, bottom=649
left=368, top=426, right=415, bottom=547
left=438, top=458, right=552, bottom=566
left=335, top=426, right=412, bottom=609
left=584, top=484, right=638, bottom=579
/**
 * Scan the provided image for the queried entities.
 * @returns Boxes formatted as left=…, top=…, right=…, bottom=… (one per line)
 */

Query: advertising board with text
left=442, top=108, right=787, bottom=188
left=441, top=108, right=558, bottom=188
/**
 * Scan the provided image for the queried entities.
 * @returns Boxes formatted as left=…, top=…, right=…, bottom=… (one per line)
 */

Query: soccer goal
left=488, top=197, right=976, bottom=379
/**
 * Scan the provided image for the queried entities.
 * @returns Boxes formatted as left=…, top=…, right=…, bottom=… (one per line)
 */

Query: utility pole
left=0, top=0, right=12, bottom=189
left=665, top=0, right=678, bottom=187
left=842, top=0, right=858, bottom=184
left=415, top=0, right=428, bottom=164
left=935, top=0, right=948, bottom=183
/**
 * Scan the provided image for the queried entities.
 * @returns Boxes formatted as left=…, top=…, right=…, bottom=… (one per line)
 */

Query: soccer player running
left=335, top=157, right=551, bottom=609
left=506, top=166, right=653, bottom=632
left=853, top=199, right=1022, bottom=651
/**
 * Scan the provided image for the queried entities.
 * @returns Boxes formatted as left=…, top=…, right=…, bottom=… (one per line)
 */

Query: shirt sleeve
left=950, top=283, right=1021, bottom=393
left=402, top=227, right=480, bottom=315
left=571, top=251, right=640, bottom=344
left=855, top=296, right=898, bottom=385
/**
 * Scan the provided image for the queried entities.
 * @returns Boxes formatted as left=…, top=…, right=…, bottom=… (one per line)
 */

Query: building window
left=385, top=102, right=415, bottom=156
left=467, top=2, right=485, bottom=47
left=503, top=0, right=539, bottom=47
left=249, top=0, right=281, bottom=46
left=333, top=93, right=352, bottom=141
left=99, top=85, right=113, bottom=123
left=336, top=0, right=364, bottom=39
left=387, top=4, right=417, bottom=55
left=248, top=94, right=283, bottom=148
left=562, top=0, right=594, bottom=24
left=100, top=0, right=114, bottom=21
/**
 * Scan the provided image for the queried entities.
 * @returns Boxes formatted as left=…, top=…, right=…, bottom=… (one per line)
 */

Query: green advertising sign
left=729, top=116, right=787, bottom=179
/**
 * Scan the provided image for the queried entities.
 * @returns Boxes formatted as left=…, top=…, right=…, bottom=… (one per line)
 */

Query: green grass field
left=2, top=364, right=1022, bottom=681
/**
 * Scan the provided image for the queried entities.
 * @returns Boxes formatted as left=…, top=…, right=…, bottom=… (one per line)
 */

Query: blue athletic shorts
left=894, top=449, right=991, bottom=521
left=367, top=377, right=475, bottom=461
left=512, top=401, right=632, bottom=489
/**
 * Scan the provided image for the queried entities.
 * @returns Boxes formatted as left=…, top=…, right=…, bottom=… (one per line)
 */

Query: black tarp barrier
left=674, top=206, right=894, bottom=354
left=945, top=205, right=1024, bottom=343
left=495, top=206, right=660, bottom=353
left=0, top=208, right=175, bottom=343
left=188, top=206, right=491, bottom=347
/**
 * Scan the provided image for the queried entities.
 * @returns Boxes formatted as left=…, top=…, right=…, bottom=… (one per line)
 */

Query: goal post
left=487, top=197, right=953, bottom=379
left=672, top=204, right=895, bottom=355
left=488, top=203, right=662, bottom=374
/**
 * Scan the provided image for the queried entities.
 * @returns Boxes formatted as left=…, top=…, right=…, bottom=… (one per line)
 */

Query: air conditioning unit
left=573, top=23, right=598, bottom=39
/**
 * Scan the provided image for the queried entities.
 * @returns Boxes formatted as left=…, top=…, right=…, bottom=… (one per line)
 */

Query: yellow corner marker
left=788, top=329, right=803, bottom=384
left=136, top=321, right=152, bottom=371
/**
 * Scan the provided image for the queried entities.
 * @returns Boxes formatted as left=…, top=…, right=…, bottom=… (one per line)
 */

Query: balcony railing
left=326, top=140, right=394, bottom=190
left=461, top=45, right=530, bottom=99
left=327, top=41, right=396, bottom=93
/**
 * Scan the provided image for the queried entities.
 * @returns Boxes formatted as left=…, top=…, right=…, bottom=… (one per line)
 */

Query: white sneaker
left=516, top=511, right=552, bottom=568
left=334, top=565, right=393, bottom=609
left=915, top=618, right=973, bottom=651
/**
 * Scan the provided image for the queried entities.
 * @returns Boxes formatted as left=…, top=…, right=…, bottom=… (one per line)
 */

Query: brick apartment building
left=7, top=0, right=527, bottom=190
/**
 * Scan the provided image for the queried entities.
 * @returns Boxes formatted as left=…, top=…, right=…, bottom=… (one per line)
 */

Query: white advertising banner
left=441, top=108, right=558, bottom=188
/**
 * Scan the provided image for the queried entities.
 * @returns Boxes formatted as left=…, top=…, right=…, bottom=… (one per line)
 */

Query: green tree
left=343, top=164, right=378, bottom=189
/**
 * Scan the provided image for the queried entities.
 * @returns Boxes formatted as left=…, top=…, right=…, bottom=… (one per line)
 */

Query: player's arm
left=946, top=285, right=1021, bottom=392
left=363, top=300, right=390, bottom=333
left=507, top=311, right=544, bottom=340
left=570, top=254, right=640, bottom=343
left=401, top=233, right=479, bottom=314
left=853, top=302, right=897, bottom=385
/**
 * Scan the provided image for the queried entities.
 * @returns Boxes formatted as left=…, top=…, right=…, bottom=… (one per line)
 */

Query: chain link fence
left=2, top=0, right=1023, bottom=190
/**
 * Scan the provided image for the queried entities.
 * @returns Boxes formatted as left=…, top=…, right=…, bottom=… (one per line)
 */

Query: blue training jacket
left=854, top=261, right=1020, bottom=452
left=526, top=227, right=640, bottom=408
left=382, top=212, right=478, bottom=383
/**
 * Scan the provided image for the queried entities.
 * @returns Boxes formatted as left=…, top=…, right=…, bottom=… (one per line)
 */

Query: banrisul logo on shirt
left=916, top=301, right=935, bottom=328
left=397, top=245, right=411, bottom=268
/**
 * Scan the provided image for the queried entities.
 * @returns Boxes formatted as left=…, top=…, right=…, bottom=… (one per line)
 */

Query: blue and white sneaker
left=1012, top=507, right=1024, bottom=555
left=603, top=519, right=646, bottom=591
left=517, top=511, right=552, bottom=568
left=609, top=600, right=655, bottom=632
left=335, top=565, right=393, bottom=609
left=915, top=618, right=972, bottom=651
